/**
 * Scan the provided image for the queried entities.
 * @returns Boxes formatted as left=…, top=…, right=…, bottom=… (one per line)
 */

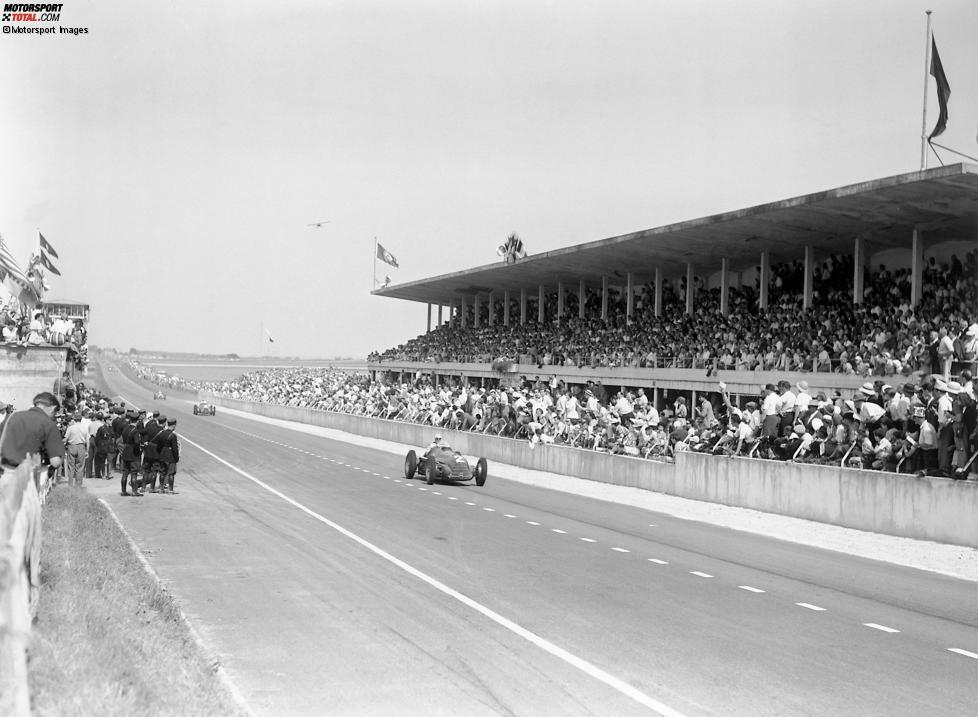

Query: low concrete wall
left=0, top=346, right=69, bottom=411
left=203, top=394, right=978, bottom=548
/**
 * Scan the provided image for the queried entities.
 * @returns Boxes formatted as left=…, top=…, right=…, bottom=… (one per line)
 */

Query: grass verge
left=28, top=485, right=246, bottom=717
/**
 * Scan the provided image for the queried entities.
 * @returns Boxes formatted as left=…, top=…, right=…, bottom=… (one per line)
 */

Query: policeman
left=0, top=392, right=65, bottom=478
left=153, top=418, right=180, bottom=493
left=142, top=412, right=165, bottom=492
left=110, top=406, right=127, bottom=472
left=119, top=412, right=143, bottom=496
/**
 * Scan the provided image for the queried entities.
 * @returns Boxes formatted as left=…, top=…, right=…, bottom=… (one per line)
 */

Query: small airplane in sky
left=307, top=220, right=331, bottom=228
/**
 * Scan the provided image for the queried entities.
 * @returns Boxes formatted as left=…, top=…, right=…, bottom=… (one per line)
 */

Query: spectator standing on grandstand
left=0, top=392, right=65, bottom=477
left=935, top=380, right=955, bottom=475
left=63, top=412, right=88, bottom=486
left=761, top=384, right=781, bottom=444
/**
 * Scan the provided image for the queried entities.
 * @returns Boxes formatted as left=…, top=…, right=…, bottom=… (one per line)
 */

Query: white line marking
left=418, top=487, right=427, bottom=491
left=448, top=497, right=457, bottom=501
left=383, top=476, right=391, bottom=480
left=863, top=623, right=899, bottom=633
left=551, top=529, right=567, bottom=534
left=465, top=501, right=476, bottom=506
left=432, top=492, right=442, bottom=495
left=483, top=508, right=495, bottom=512
left=648, top=559, right=668, bottom=565
left=738, top=586, right=765, bottom=593
left=526, top=521, right=541, bottom=526
left=371, top=472, right=380, bottom=476
left=948, top=648, right=978, bottom=660
left=796, top=603, right=826, bottom=611
left=168, top=431, right=690, bottom=716
left=394, top=479, right=402, bottom=483
left=689, top=571, right=713, bottom=578
left=504, top=514, right=516, bottom=518
left=580, top=538, right=597, bottom=543
left=611, top=547, right=630, bottom=553
left=648, top=524, right=657, bottom=527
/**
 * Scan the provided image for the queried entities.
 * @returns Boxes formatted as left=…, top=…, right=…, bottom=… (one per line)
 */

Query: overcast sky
left=1, top=0, right=975, bottom=357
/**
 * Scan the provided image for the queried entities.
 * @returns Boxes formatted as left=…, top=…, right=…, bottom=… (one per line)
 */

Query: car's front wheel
left=474, top=457, right=488, bottom=487
left=404, top=450, right=417, bottom=479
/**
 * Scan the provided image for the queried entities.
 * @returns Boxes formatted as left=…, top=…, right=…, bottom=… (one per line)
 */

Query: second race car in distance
left=404, top=442, right=487, bottom=486
left=193, top=401, right=216, bottom=416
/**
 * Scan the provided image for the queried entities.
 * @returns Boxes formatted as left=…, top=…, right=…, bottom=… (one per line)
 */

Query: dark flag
left=39, top=231, right=59, bottom=259
left=928, top=36, right=951, bottom=140
left=377, top=243, right=399, bottom=268
left=39, top=250, right=61, bottom=276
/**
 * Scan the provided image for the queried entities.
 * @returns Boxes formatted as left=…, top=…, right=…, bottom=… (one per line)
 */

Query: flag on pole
left=377, top=243, right=399, bottom=268
left=39, top=231, right=59, bottom=259
left=39, top=250, right=61, bottom=276
left=0, top=235, right=39, bottom=306
left=928, top=36, right=951, bottom=140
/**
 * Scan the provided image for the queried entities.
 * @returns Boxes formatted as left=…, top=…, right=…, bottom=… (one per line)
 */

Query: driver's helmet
left=433, top=433, right=443, bottom=443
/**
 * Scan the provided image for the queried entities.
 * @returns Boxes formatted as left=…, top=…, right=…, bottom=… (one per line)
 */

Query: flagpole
left=373, top=236, right=377, bottom=290
left=920, top=10, right=933, bottom=171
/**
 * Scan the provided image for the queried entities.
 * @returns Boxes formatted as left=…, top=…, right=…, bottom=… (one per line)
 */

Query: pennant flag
left=268, top=334, right=275, bottom=344
left=498, top=233, right=527, bottom=263
left=928, top=36, right=951, bottom=140
left=39, top=250, right=61, bottom=276
left=377, top=243, right=399, bottom=268
left=39, top=231, right=59, bottom=259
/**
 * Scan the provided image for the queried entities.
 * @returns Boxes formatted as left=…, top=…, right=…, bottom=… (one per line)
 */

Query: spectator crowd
left=1, top=300, right=90, bottom=371
left=369, top=252, right=977, bottom=380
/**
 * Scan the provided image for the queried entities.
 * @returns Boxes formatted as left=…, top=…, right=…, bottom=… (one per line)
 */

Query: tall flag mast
left=920, top=10, right=933, bottom=170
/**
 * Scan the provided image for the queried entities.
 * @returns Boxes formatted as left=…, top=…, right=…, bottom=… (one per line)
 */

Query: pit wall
left=202, top=394, right=978, bottom=549
left=0, top=346, right=69, bottom=411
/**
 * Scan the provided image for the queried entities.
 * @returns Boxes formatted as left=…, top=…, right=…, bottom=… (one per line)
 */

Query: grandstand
left=369, top=163, right=978, bottom=400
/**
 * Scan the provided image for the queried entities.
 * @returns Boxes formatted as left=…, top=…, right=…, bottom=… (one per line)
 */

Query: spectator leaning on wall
left=0, top=392, right=65, bottom=478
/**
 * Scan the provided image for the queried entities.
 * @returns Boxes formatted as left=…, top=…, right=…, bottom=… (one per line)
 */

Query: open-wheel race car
left=153, top=390, right=166, bottom=400
left=404, top=445, right=487, bottom=486
left=193, top=401, right=216, bottom=416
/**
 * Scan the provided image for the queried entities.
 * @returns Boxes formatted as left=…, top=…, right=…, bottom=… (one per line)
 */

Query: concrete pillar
left=685, top=263, right=694, bottom=315
left=461, top=297, right=467, bottom=328
left=601, top=276, right=609, bottom=320
left=853, top=236, right=865, bottom=305
left=626, top=272, right=634, bottom=322
left=720, top=258, right=730, bottom=316
left=557, top=281, right=565, bottom=320
left=427, top=303, right=432, bottom=333
left=538, top=285, right=544, bottom=324
left=578, top=279, right=586, bottom=319
left=504, top=290, right=511, bottom=327
left=520, top=288, right=527, bottom=325
left=759, top=251, right=770, bottom=310
left=438, top=304, right=443, bottom=328
left=911, top=227, right=923, bottom=307
left=803, top=246, right=814, bottom=310
left=473, top=295, right=481, bottom=328
left=654, top=267, right=663, bottom=318
left=653, top=386, right=660, bottom=410
left=487, top=293, right=494, bottom=327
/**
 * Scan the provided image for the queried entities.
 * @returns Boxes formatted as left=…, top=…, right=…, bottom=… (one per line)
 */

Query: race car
left=404, top=445, right=487, bottom=486
left=193, top=401, right=216, bottom=416
left=153, top=390, right=167, bottom=400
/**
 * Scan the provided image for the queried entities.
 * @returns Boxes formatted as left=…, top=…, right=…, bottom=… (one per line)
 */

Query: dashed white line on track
left=690, top=571, right=713, bottom=578
left=948, top=648, right=978, bottom=660
left=432, top=492, right=442, bottom=495
left=611, top=547, right=630, bottom=553
left=796, top=603, right=826, bottom=611
left=504, top=514, right=516, bottom=518
left=864, top=623, right=899, bottom=633
left=465, top=502, right=476, bottom=506
left=484, top=508, right=495, bottom=512
left=580, top=538, right=597, bottom=543
left=527, top=521, right=541, bottom=526
left=447, top=497, right=457, bottom=501
left=738, top=586, right=765, bottom=593
left=648, top=559, right=669, bottom=565
left=552, top=529, right=567, bottom=534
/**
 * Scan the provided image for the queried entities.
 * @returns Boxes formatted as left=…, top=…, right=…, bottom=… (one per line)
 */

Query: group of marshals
left=117, top=408, right=180, bottom=496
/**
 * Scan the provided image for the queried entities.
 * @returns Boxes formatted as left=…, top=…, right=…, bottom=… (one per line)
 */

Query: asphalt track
left=90, top=369, right=978, bottom=716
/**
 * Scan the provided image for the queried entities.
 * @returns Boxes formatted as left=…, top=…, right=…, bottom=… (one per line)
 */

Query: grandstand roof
left=373, top=163, right=978, bottom=304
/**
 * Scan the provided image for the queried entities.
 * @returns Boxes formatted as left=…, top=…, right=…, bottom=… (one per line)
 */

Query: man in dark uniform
left=152, top=418, right=180, bottom=493
left=110, top=407, right=127, bottom=472
left=141, top=412, right=164, bottom=492
left=119, top=412, right=143, bottom=496
left=0, top=392, right=65, bottom=479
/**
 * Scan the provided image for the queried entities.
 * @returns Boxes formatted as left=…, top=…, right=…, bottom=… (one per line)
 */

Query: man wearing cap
left=0, top=392, right=65, bottom=479
left=140, top=411, right=164, bottom=491
left=794, top=381, right=812, bottom=422
left=63, top=412, right=89, bottom=487
left=93, top=413, right=115, bottom=480
left=152, top=418, right=180, bottom=493
left=85, top=409, right=104, bottom=479
left=935, top=379, right=955, bottom=475
left=110, top=407, right=127, bottom=472
left=119, top=412, right=143, bottom=496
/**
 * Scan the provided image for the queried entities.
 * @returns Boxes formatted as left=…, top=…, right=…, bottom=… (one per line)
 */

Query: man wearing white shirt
left=794, top=381, right=812, bottom=420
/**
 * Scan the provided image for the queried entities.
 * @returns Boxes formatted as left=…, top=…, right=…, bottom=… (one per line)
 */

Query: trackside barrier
left=202, top=394, right=978, bottom=549
left=0, top=455, right=44, bottom=717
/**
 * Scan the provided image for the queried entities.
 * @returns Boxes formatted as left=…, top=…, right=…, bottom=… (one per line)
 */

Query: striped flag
left=0, top=235, right=39, bottom=306
left=39, top=231, right=59, bottom=259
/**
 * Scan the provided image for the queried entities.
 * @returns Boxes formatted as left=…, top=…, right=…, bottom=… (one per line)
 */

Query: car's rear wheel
left=404, top=450, right=417, bottom=479
left=474, top=457, right=488, bottom=487
left=426, top=460, right=436, bottom=485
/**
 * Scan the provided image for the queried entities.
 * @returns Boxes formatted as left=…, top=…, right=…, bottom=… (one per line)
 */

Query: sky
left=1, top=0, right=976, bottom=358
